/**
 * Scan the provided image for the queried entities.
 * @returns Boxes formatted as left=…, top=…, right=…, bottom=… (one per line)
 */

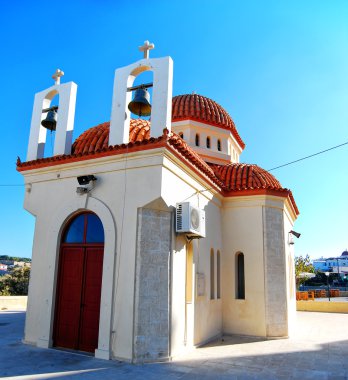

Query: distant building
left=313, top=250, right=348, bottom=276
left=0, top=264, right=7, bottom=271
left=0, top=260, right=14, bottom=266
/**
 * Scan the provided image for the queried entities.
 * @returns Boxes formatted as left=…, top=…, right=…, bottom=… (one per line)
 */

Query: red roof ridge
left=17, top=121, right=298, bottom=215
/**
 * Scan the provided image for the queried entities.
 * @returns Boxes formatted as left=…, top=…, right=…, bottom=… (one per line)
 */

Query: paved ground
left=1, top=311, right=348, bottom=379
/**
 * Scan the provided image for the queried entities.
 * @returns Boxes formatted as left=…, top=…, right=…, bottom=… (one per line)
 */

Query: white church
left=17, top=42, right=299, bottom=362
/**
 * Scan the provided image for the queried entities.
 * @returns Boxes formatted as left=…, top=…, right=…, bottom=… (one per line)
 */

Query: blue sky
left=0, top=0, right=347, bottom=259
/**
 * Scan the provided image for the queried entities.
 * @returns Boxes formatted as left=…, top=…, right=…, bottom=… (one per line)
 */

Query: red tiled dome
left=72, top=119, right=150, bottom=155
left=72, top=94, right=244, bottom=155
left=172, top=94, right=245, bottom=149
left=210, top=163, right=282, bottom=191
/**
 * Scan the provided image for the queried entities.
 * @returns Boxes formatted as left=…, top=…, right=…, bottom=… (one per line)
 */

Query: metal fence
left=301, top=285, right=348, bottom=292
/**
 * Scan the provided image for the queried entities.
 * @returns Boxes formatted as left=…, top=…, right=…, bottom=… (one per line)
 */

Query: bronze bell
left=41, top=109, right=58, bottom=131
left=128, top=88, right=151, bottom=117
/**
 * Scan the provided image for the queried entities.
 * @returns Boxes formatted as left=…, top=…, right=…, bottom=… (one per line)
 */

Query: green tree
left=0, top=255, right=31, bottom=263
left=295, top=254, right=315, bottom=290
left=0, top=266, right=30, bottom=295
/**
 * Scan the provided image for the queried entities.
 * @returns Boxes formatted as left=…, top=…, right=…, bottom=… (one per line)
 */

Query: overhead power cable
left=268, top=141, right=348, bottom=172
left=0, top=184, right=24, bottom=187
left=0, top=141, right=347, bottom=185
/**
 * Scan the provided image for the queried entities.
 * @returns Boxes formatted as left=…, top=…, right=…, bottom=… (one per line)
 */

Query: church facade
left=17, top=43, right=299, bottom=362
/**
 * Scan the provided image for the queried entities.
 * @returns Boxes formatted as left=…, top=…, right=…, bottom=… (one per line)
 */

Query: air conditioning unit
left=176, top=202, right=206, bottom=238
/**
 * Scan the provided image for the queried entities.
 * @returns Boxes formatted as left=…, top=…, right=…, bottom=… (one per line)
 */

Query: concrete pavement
left=1, top=311, right=348, bottom=379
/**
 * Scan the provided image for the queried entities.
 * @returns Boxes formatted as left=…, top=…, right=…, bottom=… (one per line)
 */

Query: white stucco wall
left=221, top=195, right=296, bottom=337
left=222, top=198, right=266, bottom=336
left=22, top=150, right=168, bottom=361
left=160, top=159, right=223, bottom=352
left=283, top=205, right=297, bottom=336
left=21, top=146, right=297, bottom=361
left=21, top=148, right=225, bottom=361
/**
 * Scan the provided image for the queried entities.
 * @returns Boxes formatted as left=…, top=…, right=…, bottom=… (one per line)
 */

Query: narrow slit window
left=236, top=252, right=245, bottom=299
left=216, top=251, right=221, bottom=299
left=206, top=136, right=211, bottom=149
left=195, top=134, right=200, bottom=146
left=210, top=249, right=215, bottom=300
left=217, top=139, right=221, bottom=151
left=217, top=250, right=221, bottom=299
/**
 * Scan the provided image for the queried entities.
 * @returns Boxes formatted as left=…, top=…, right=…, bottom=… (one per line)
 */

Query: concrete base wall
left=0, top=296, right=28, bottom=310
left=297, top=301, right=348, bottom=313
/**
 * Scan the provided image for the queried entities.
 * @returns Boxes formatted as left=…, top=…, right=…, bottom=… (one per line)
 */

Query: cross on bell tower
left=52, top=69, right=64, bottom=85
left=139, top=40, right=155, bottom=59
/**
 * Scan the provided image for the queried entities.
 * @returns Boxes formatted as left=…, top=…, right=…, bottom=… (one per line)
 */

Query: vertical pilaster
left=133, top=208, right=172, bottom=362
left=263, top=206, right=288, bottom=337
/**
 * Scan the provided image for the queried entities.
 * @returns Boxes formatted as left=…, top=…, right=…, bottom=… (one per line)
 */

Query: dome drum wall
left=171, top=119, right=242, bottom=165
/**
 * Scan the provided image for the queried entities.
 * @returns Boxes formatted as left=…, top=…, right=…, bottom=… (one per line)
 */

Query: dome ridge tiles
left=172, top=94, right=245, bottom=150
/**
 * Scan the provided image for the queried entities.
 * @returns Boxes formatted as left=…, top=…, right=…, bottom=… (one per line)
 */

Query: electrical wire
left=2, top=141, right=347, bottom=187
left=0, top=184, right=23, bottom=187
left=268, top=141, right=348, bottom=172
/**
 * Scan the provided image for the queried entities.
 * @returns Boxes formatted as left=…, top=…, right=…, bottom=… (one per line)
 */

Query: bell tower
left=109, top=41, right=173, bottom=145
left=27, top=69, right=77, bottom=161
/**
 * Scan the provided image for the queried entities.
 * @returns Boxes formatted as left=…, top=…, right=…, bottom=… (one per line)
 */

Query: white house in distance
left=313, top=250, right=348, bottom=276
left=17, top=42, right=299, bottom=362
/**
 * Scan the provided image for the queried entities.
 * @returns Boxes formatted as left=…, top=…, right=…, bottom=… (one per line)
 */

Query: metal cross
left=139, top=40, right=155, bottom=59
left=52, top=69, right=64, bottom=85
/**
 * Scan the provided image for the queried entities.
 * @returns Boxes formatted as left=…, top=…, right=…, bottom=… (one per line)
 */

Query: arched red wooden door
left=53, top=212, right=104, bottom=353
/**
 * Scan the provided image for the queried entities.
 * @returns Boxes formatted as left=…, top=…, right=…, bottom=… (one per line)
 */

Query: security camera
left=76, top=175, right=97, bottom=195
left=77, top=175, right=97, bottom=185
left=289, top=230, right=301, bottom=239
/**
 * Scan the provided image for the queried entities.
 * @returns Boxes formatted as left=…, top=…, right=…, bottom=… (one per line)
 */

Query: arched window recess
left=217, top=250, right=221, bottom=299
left=62, top=212, right=104, bottom=245
left=236, top=252, right=245, bottom=300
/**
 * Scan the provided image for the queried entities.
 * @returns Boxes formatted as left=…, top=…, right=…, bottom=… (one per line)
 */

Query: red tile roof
left=72, top=119, right=150, bottom=155
left=209, top=162, right=299, bottom=215
left=17, top=121, right=298, bottom=215
left=210, top=163, right=282, bottom=191
left=172, top=94, right=245, bottom=149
